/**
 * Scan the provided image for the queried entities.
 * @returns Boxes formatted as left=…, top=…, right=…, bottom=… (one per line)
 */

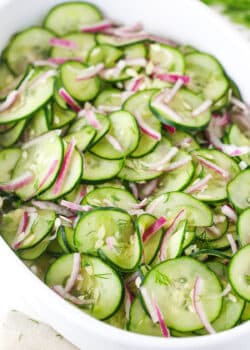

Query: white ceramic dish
left=0, top=0, right=250, bottom=349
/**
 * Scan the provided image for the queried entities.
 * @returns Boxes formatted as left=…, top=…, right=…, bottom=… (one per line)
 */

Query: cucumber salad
left=0, top=1, right=250, bottom=339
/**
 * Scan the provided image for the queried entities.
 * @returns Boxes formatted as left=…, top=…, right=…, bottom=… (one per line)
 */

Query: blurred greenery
left=201, top=0, right=250, bottom=27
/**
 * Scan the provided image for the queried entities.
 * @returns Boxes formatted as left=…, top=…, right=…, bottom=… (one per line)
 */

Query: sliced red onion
left=123, top=57, right=147, bottom=67
left=18, top=69, right=35, bottom=92
left=147, top=195, right=165, bottom=214
left=221, top=283, right=232, bottom=297
left=231, top=96, right=249, bottom=112
left=153, top=72, right=190, bottom=85
left=50, top=37, right=77, bottom=50
left=175, top=137, right=192, bottom=148
left=140, top=287, right=158, bottom=323
left=222, top=144, right=250, bottom=157
left=37, top=159, right=59, bottom=191
left=76, top=63, right=104, bottom=81
left=105, top=134, right=123, bottom=151
left=0, top=90, right=19, bottom=112
left=159, top=209, right=186, bottom=261
left=28, top=70, right=57, bottom=91
left=53, top=139, right=76, bottom=195
left=141, top=147, right=178, bottom=171
left=125, top=285, right=134, bottom=320
left=22, top=130, right=61, bottom=150
left=64, top=253, right=81, bottom=293
left=147, top=34, right=176, bottom=46
left=121, top=91, right=134, bottom=103
left=59, top=88, right=81, bottom=112
left=221, top=204, right=237, bottom=222
left=152, top=101, right=183, bottom=122
left=0, top=172, right=33, bottom=191
left=206, top=225, right=221, bottom=237
left=129, top=198, right=148, bottom=210
left=193, top=277, right=216, bottom=334
left=17, top=211, right=29, bottom=236
left=75, top=185, right=87, bottom=205
left=60, top=200, right=92, bottom=213
left=81, top=20, right=113, bottom=33
left=127, top=76, right=144, bottom=92
left=164, top=124, right=176, bottom=134
left=13, top=212, right=38, bottom=250
left=162, top=156, right=192, bottom=172
left=185, top=174, right=212, bottom=194
left=142, top=216, right=167, bottom=243
left=154, top=300, right=170, bottom=337
left=33, top=59, right=58, bottom=68
left=134, top=112, right=161, bottom=140
left=215, top=113, right=230, bottom=127
left=48, top=57, right=82, bottom=65
left=194, top=155, right=229, bottom=179
left=227, top=234, right=237, bottom=255
left=104, top=23, right=147, bottom=39
left=32, top=200, right=73, bottom=216
left=106, top=236, right=115, bottom=250
left=52, top=285, right=94, bottom=305
left=192, top=100, right=212, bottom=117
left=164, top=79, right=184, bottom=104
left=140, top=179, right=158, bottom=198
left=97, top=105, right=120, bottom=113
left=78, top=106, right=100, bottom=129
left=128, top=183, right=139, bottom=199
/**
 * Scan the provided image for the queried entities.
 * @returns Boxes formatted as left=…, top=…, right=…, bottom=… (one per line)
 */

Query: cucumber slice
left=242, top=302, right=250, bottom=321
left=82, top=152, right=124, bottom=183
left=5, top=27, right=54, bottom=75
left=24, top=108, right=49, bottom=141
left=141, top=257, right=222, bottom=332
left=147, top=192, right=213, bottom=227
left=118, top=137, right=172, bottom=182
left=85, top=187, right=137, bottom=210
left=0, top=148, right=21, bottom=182
left=160, top=219, right=187, bottom=260
left=51, top=102, right=77, bottom=129
left=96, top=34, right=146, bottom=47
left=205, top=224, right=237, bottom=250
left=13, top=132, right=63, bottom=200
left=185, top=53, right=229, bottom=101
left=228, top=124, right=250, bottom=166
left=166, top=130, right=199, bottom=152
left=45, top=253, right=123, bottom=320
left=65, top=126, right=96, bottom=152
left=87, top=44, right=123, bottom=68
left=105, top=303, right=126, bottom=330
left=68, top=113, right=110, bottom=146
left=229, top=245, right=250, bottom=301
left=18, top=238, right=50, bottom=261
left=155, top=150, right=194, bottom=194
left=0, top=120, right=26, bottom=147
left=44, top=2, right=103, bottom=36
left=128, top=297, right=162, bottom=336
left=47, top=238, right=64, bottom=257
left=0, top=208, right=55, bottom=250
left=124, top=43, right=147, bottom=59
left=95, top=88, right=123, bottom=111
left=57, top=226, right=75, bottom=253
left=0, top=61, right=15, bottom=98
left=228, top=169, right=250, bottom=211
left=91, top=111, right=139, bottom=159
left=54, top=76, right=67, bottom=109
left=39, top=142, right=82, bottom=200
left=183, top=230, right=195, bottom=249
left=150, top=88, right=211, bottom=130
left=0, top=68, right=55, bottom=124
left=123, top=89, right=161, bottom=157
left=149, top=43, right=185, bottom=73
left=136, top=214, right=164, bottom=265
left=75, top=208, right=142, bottom=271
left=196, top=208, right=228, bottom=241
left=60, top=61, right=100, bottom=102
left=189, top=149, right=240, bottom=202
left=238, top=209, right=250, bottom=246
left=51, top=33, right=96, bottom=63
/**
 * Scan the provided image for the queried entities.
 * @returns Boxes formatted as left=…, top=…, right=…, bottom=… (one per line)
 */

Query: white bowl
left=0, top=0, right=249, bottom=349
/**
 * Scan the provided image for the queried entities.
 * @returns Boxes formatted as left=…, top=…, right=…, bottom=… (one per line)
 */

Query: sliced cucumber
left=13, top=132, right=63, bottom=200
left=91, top=111, right=139, bottom=159
left=96, top=34, right=146, bottom=47
left=105, top=303, right=126, bottom=330
left=0, top=148, right=21, bottom=182
left=60, top=61, right=100, bottom=102
left=147, top=192, right=213, bottom=227
left=141, top=257, right=222, bottom=332
left=57, top=226, right=75, bottom=253
left=228, top=169, right=250, bottom=211
left=5, top=27, right=53, bottom=75
left=85, top=187, right=137, bottom=211
left=189, top=149, right=240, bottom=202
left=229, top=245, right=250, bottom=301
left=75, top=208, right=142, bottom=271
left=82, top=152, right=124, bottom=183
left=87, top=44, right=123, bottom=68
left=95, top=88, right=124, bottom=111
left=228, top=124, right=250, bottom=166
left=44, top=2, right=103, bottom=36
left=65, top=126, right=96, bottom=152
left=149, top=43, right=185, bottom=73
left=0, top=68, right=55, bottom=124
left=185, top=53, right=229, bottom=102
left=238, top=209, right=250, bottom=246
left=150, top=88, right=211, bottom=130
left=45, top=253, right=123, bottom=320
left=166, top=130, right=199, bottom=152
left=18, top=238, right=50, bottom=261
left=0, top=61, right=15, bottom=98
left=242, top=302, right=250, bottom=321
left=24, top=108, right=49, bottom=140
left=51, top=102, right=76, bottom=129
left=51, top=33, right=96, bottom=63
left=136, top=214, right=164, bottom=265
left=0, top=120, right=26, bottom=147
left=196, top=208, right=228, bottom=242
left=123, top=89, right=161, bottom=157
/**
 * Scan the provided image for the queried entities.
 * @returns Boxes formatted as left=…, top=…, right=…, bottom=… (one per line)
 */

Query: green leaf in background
left=201, top=0, right=250, bottom=28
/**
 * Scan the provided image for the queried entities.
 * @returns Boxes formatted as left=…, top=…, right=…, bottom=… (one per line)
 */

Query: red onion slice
left=221, top=283, right=232, bottom=297
left=0, top=172, right=33, bottom=191
left=32, top=200, right=73, bottom=216
left=81, top=20, right=113, bottom=33
left=141, top=147, right=178, bottom=170
left=164, top=125, right=176, bottom=134
left=193, top=277, right=216, bottom=334
left=125, top=285, right=134, bottom=320
left=162, top=156, right=192, bottom=172
left=75, top=185, right=87, bottom=205
left=139, top=179, right=158, bottom=198
left=192, top=100, right=212, bottom=117
left=231, top=96, right=249, bottom=112
left=0, top=90, right=19, bottom=112
left=154, top=300, right=170, bottom=337
left=64, top=253, right=81, bottom=293
left=37, top=159, right=59, bottom=191
left=129, top=198, right=148, bottom=210
left=58, top=88, right=81, bottom=112
left=221, top=204, right=237, bottom=222
left=78, top=105, right=100, bottom=129
left=33, top=60, right=58, bottom=68
left=60, top=200, right=92, bottom=213
left=50, top=37, right=77, bottom=49
left=105, top=134, right=123, bottom=151
left=152, top=101, right=183, bottom=122
left=154, top=72, right=190, bottom=85
left=128, top=183, right=139, bottom=199
left=12, top=212, right=38, bottom=250
left=76, top=63, right=104, bottom=81
left=140, top=287, right=158, bottom=323
left=106, top=236, right=115, bottom=250
left=159, top=209, right=186, bottom=261
left=53, top=139, right=76, bottom=195
left=48, top=57, right=83, bottom=65
left=185, top=174, right=213, bottom=194
left=194, top=155, right=229, bottom=179
left=226, top=234, right=237, bottom=254
left=142, top=216, right=167, bottom=243
left=134, top=112, right=161, bottom=141
left=127, top=76, right=144, bottom=92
